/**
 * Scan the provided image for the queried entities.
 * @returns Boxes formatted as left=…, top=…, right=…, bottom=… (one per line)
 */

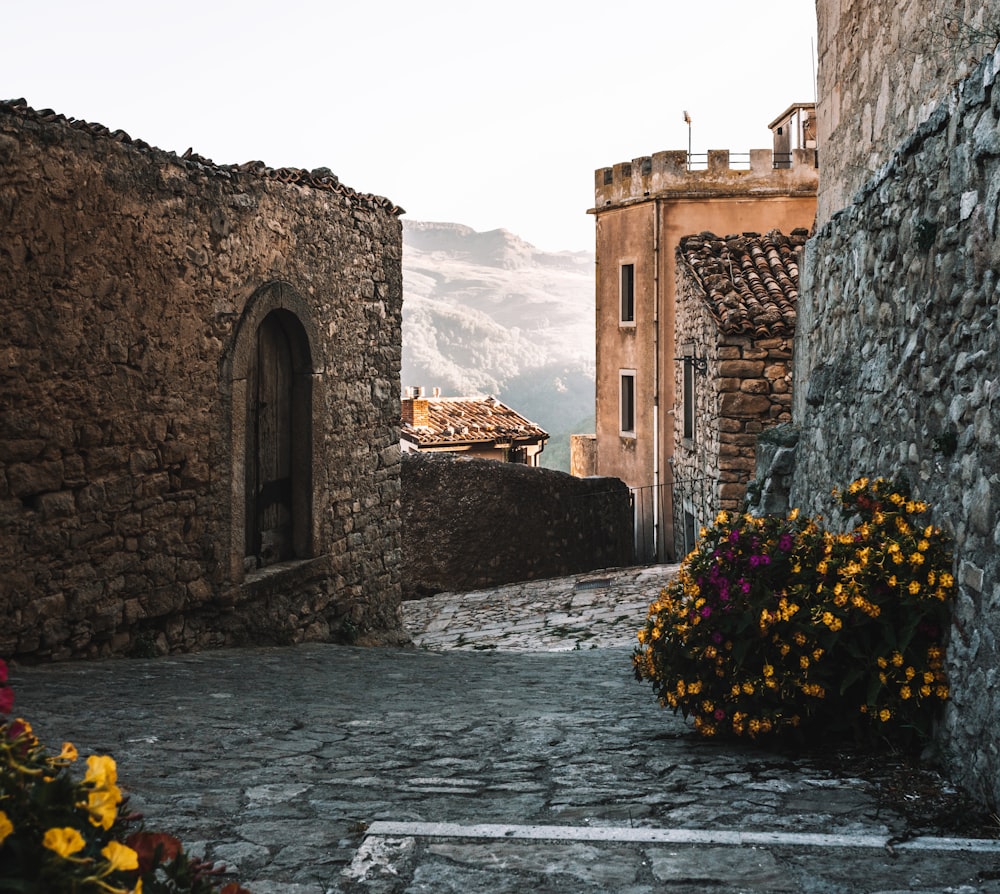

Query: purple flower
left=778, top=534, right=794, bottom=551
left=729, top=529, right=741, bottom=543
left=714, top=708, right=726, bottom=721
left=711, top=631, right=723, bottom=644
left=700, top=605, right=712, bottom=618
left=740, top=580, right=751, bottom=594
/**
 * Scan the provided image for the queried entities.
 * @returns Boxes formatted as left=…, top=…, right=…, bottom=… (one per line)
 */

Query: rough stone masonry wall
left=792, top=46, right=1000, bottom=807
left=0, top=102, right=404, bottom=660
left=816, top=0, right=999, bottom=224
left=673, top=268, right=794, bottom=540
left=401, top=452, right=634, bottom=598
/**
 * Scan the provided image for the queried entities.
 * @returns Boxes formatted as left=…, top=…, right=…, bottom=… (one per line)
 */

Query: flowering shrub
left=0, top=662, right=250, bottom=894
left=634, top=478, right=954, bottom=746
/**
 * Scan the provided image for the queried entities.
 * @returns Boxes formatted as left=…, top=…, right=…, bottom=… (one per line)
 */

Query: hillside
left=401, top=221, right=595, bottom=471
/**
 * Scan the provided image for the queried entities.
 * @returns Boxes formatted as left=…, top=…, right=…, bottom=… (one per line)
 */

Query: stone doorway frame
left=224, top=281, right=320, bottom=583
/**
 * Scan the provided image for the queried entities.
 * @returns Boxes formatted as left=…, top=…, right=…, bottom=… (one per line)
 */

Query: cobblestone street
left=9, top=565, right=1000, bottom=893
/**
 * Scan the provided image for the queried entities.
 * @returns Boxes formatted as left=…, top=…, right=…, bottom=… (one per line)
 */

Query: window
left=683, top=356, right=696, bottom=443
left=684, top=510, right=698, bottom=554
left=620, top=264, right=635, bottom=325
left=620, top=370, right=636, bottom=436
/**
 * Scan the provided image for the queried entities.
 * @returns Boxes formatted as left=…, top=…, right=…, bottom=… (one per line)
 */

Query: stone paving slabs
left=9, top=564, right=1000, bottom=892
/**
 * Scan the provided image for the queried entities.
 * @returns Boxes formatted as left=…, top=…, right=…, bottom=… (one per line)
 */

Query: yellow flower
left=940, top=572, right=954, bottom=588
left=905, top=666, right=916, bottom=680
left=0, top=811, right=12, bottom=845
left=58, top=741, right=79, bottom=763
left=920, top=685, right=932, bottom=697
left=715, top=511, right=729, bottom=526
left=83, top=755, right=122, bottom=830
left=742, top=682, right=755, bottom=695
left=917, top=539, right=929, bottom=552
left=800, top=655, right=810, bottom=669
left=85, top=754, right=118, bottom=789
left=763, top=664, right=775, bottom=678
left=101, top=841, right=139, bottom=872
left=900, top=686, right=912, bottom=700
left=891, top=652, right=904, bottom=667
left=43, top=827, right=86, bottom=858
left=879, top=708, right=892, bottom=722
left=88, top=787, right=121, bottom=830
left=910, top=552, right=925, bottom=566
left=936, top=685, right=949, bottom=699
left=909, top=580, right=921, bottom=595
left=789, top=508, right=800, bottom=520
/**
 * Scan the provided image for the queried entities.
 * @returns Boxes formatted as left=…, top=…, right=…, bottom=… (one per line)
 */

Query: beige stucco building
left=581, top=114, right=818, bottom=560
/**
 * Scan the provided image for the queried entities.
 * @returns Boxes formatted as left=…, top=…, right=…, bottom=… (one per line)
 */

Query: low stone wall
left=792, top=48, right=1000, bottom=807
left=401, top=453, right=634, bottom=598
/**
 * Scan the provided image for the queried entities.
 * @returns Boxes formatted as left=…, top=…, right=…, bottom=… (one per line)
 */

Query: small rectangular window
left=620, top=371, right=636, bottom=436
left=620, top=264, right=635, bottom=325
left=683, top=357, right=696, bottom=443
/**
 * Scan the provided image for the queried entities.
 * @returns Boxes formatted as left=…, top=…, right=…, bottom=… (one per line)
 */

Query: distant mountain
left=401, top=221, right=595, bottom=472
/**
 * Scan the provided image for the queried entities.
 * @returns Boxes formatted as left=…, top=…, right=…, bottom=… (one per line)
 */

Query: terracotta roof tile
left=0, top=98, right=403, bottom=215
left=678, top=228, right=809, bottom=337
left=401, top=396, right=548, bottom=448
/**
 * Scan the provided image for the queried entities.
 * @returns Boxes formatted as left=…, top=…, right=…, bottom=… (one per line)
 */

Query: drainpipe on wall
left=652, top=198, right=660, bottom=560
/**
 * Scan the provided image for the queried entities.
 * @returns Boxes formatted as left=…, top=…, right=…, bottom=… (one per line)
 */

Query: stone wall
left=792, top=46, right=1000, bottom=806
left=0, top=100, right=406, bottom=660
left=401, top=452, right=634, bottom=598
left=816, top=0, right=999, bottom=223
left=672, top=263, right=794, bottom=552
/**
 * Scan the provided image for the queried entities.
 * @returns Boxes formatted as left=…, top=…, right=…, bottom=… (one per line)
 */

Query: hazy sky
left=3, top=1, right=817, bottom=252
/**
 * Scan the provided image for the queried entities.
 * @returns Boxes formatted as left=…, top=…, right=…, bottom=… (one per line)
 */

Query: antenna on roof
left=683, top=110, right=692, bottom=165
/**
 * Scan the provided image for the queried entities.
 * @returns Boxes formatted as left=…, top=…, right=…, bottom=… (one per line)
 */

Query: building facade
left=584, top=126, right=817, bottom=560
left=0, top=100, right=406, bottom=660
left=400, top=391, right=548, bottom=464
left=790, top=1, right=1000, bottom=808
left=672, top=229, right=805, bottom=557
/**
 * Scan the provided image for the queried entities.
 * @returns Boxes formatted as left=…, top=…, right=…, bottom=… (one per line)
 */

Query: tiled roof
left=402, top=396, right=548, bottom=448
left=0, top=98, right=403, bottom=215
left=678, top=228, right=809, bottom=336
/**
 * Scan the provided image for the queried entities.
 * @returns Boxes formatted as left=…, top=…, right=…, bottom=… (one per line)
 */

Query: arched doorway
left=243, top=307, right=313, bottom=570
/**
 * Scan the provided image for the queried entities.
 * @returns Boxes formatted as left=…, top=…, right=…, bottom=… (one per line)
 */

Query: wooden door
left=246, top=313, right=294, bottom=567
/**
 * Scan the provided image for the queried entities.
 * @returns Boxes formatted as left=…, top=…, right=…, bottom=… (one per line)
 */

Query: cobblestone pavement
left=9, top=565, right=1000, bottom=894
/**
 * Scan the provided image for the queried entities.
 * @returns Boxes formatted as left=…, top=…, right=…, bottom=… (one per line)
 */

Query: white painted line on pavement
left=365, top=821, right=1000, bottom=853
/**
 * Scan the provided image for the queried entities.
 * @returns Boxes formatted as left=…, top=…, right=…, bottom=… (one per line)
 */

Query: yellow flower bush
left=634, top=477, right=954, bottom=746
left=0, top=660, right=252, bottom=894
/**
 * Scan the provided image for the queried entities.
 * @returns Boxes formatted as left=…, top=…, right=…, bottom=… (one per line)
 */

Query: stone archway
left=226, top=283, right=318, bottom=580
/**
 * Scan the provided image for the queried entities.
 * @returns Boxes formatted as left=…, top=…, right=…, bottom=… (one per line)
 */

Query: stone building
left=671, top=229, right=805, bottom=557
left=0, top=99, right=406, bottom=660
left=400, top=391, right=548, bottom=465
left=580, top=117, right=817, bottom=560
left=790, top=2, right=1000, bottom=807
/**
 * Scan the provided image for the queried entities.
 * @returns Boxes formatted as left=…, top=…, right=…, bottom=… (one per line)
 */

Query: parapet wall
left=401, top=453, right=634, bottom=598
left=594, top=148, right=818, bottom=209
